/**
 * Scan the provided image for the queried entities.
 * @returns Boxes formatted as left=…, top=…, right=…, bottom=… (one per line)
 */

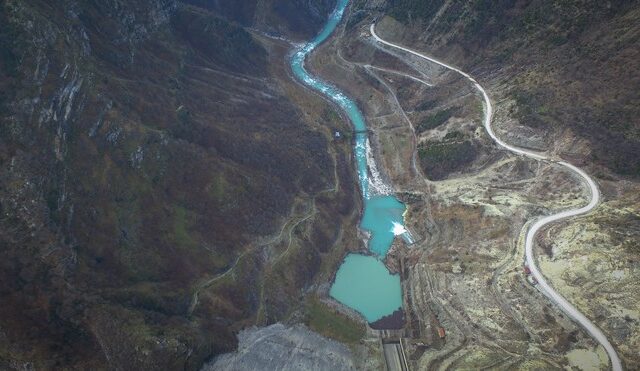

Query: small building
left=437, top=327, right=446, bottom=339
left=527, top=275, right=538, bottom=285
left=523, top=265, right=531, bottom=275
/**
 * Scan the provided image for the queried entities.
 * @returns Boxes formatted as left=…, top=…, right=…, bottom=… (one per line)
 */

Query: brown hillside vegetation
left=0, top=0, right=357, bottom=369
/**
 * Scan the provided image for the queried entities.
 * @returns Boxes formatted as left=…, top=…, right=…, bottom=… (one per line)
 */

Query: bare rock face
left=202, top=324, right=356, bottom=371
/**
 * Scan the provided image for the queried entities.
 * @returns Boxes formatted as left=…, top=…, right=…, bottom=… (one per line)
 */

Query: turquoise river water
left=290, top=0, right=405, bottom=323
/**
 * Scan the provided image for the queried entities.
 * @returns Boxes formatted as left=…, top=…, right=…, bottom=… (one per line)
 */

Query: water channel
left=290, top=0, right=409, bottom=323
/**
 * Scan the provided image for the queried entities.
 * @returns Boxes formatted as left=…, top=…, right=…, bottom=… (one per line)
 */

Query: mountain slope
left=384, top=0, right=640, bottom=177
left=0, top=0, right=358, bottom=369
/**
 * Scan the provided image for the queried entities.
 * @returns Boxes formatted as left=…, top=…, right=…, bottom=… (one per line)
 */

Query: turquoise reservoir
left=361, top=196, right=406, bottom=256
left=329, top=254, right=401, bottom=322
left=290, top=0, right=404, bottom=322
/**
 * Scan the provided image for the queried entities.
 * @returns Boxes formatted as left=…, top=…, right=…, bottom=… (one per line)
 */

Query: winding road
left=370, top=23, right=623, bottom=371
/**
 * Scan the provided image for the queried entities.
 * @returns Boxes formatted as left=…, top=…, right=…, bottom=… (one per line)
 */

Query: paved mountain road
left=370, top=23, right=622, bottom=371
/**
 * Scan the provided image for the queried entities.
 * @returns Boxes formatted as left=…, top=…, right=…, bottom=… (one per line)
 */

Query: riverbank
left=288, top=0, right=411, bottom=329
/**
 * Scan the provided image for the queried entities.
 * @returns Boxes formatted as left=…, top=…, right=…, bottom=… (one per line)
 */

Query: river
left=290, top=0, right=406, bottom=323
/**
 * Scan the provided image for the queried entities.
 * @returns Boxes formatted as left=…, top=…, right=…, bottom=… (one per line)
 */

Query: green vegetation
left=173, top=205, right=197, bottom=248
left=418, top=140, right=477, bottom=180
left=321, top=107, right=341, bottom=125
left=389, top=0, right=446, bottom=23
left=346, top=10, right=366, bottom=30
left=176, top=105, right=190, bottom=124
left=208, top=175, right=228, bottom=202
left=444, top=130, right=464, bottom=141
left=415, top=99, right=437, bottom=112
left=510, top=88, right=549, bottom=128
left=0, top=8, right=19, bottom=78
left=45, top=187, right=62, bottom=225
left=271, top=0, right=337, bottom=38
left=413, top=106, right=475, bottom=180
left=419, top=141, right=476, bottom=167
left=0, top=5, right=21, bottom=115
left=305, top=297, right=366, bottom=344
left=172, top=6, right=267, bottom=74
left=416, top=106, right=460, bottom=133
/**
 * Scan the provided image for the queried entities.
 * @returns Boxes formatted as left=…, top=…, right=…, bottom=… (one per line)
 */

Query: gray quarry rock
left=202, top=324, right=355, bottom=371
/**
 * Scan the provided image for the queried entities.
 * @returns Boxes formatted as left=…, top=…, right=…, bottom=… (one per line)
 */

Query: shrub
left=416, top=106, right=460, bottom=133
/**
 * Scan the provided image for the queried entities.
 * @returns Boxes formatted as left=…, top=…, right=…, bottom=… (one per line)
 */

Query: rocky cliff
left=0, top=0, right=359, bottom=369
